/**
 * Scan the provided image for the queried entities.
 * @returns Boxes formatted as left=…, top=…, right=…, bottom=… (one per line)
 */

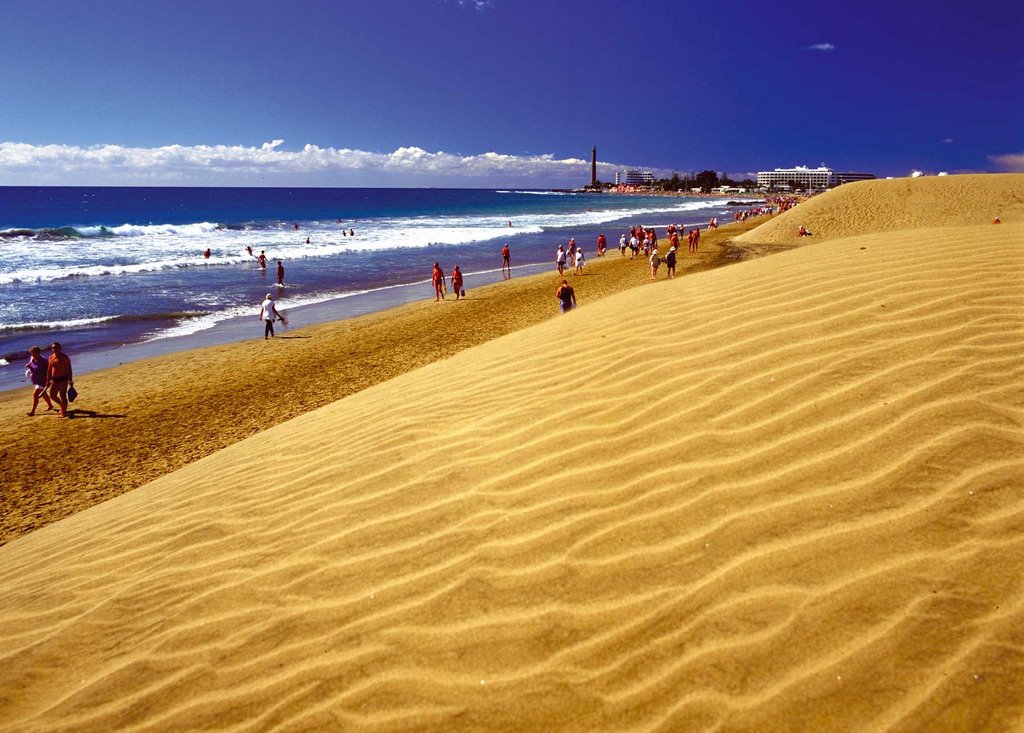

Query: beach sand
left=0, top=220, right=750, bottom=545
left=1, top=175, right=1022, bottom=731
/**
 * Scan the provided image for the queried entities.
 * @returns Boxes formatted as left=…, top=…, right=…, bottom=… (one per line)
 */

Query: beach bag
left=460, top=288, right=466, bottom=297
left=67, top=385, right=78, bottom=403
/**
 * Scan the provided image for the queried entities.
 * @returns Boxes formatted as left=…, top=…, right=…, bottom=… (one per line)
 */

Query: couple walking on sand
left=432, top=262, right=466, bottom=301
left=25, top=342, right=75, bottom=418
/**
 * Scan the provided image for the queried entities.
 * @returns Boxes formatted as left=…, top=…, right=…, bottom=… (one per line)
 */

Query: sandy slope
left=0, top=216, right=762, bottom=546
left=1, top=209, right=1021, bottom=730
left=735, top=173, right=1024, bottom=246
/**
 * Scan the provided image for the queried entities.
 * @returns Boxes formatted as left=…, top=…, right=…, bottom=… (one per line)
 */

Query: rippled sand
left=2, top=175, right=1022, bottom=731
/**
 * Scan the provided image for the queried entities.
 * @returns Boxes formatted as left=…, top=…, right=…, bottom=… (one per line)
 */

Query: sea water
left=0, top=187, right=749, bottom=389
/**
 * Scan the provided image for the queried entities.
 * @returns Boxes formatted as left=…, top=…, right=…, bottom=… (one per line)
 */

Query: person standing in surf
left=276, top=260, right=285, bottom=286
left=501, top=243, right=511, bottom=278
left=257, top=250, right=267, bottom=269
left=259, top=293, right=284, bottom=339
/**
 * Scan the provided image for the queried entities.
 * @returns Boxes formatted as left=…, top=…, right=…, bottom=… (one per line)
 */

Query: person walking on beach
left=276, top=260, right=285, bottom=286
left=451, top=265, right=464, bottom=300
left=25, top=346, right=54, bottom=416
left=555, top=279, right=576, bottom=313
left=619, top=233, right=627, bottom=256
left=501, top=243, right=511, bottom=278
left=597, top=233, right=607, bottom=256
left=259, top=293, right=284, bottom=339
left=665, top=244, right=677, bottom=279
left=555, top=245, right=567, bottom=275
left=574, top=246, right=586, bottom=276
left=649, top=246, right=661, bottom=279
left=432, top=261, right=446, bottom=301
left=46, top=342, right=73, bottom=418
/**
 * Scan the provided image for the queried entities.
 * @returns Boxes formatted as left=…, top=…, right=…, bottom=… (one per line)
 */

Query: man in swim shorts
left=501, top=243, right=511, bottom=277
left=46, top=342, right=74, bottom=418
left=432, top=262, right=446, bottom=301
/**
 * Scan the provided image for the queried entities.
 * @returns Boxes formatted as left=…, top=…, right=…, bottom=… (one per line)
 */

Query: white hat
left=265, top=293, right=273, bottom=299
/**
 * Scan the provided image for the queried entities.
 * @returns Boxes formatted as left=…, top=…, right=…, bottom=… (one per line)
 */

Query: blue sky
left=1, top=0, right=1021, bottom=186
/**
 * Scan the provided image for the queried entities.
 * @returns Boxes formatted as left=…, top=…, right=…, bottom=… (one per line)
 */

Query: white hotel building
left=757, top=165, right=875, bottom=190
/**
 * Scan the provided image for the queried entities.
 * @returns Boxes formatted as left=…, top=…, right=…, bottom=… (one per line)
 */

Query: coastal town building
left=623, top=169, right=655, bottom=187
left=757, top=165, right=875, bottom=190
left=834, top=171, right=877, bottom=185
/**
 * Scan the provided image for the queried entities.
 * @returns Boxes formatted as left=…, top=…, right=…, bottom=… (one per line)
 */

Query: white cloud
left=989, top=152, right=1024, bottom=172
left=942, top=138, right=955, bottom=144
left=806, top=43, right=836, bottom=51
left=0, top=140, right=650, bottom=187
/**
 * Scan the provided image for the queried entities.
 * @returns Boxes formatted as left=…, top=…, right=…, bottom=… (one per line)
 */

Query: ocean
left=0, top=186, right=746, bottom=390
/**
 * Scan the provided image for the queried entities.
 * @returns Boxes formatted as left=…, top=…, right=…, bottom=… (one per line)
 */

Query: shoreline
left=0, top=206, right=758, bottom=393
left=0, top=217, right=769, bottom=545
left=0, top=260, right=555, bottom=393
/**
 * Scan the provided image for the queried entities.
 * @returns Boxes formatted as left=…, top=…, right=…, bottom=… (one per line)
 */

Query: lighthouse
left=591, top=146, right=597, bottom=188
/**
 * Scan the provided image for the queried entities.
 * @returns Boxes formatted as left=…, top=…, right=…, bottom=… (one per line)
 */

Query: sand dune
left=736, top=173, right=1024, bottom=246
left=2, top=183, right=1023, bottom=730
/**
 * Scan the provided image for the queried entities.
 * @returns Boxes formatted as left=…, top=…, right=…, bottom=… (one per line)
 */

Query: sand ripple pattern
left=735, top=173, right=1024, bottom=247
left=1, top=223, right=1022, bottom=731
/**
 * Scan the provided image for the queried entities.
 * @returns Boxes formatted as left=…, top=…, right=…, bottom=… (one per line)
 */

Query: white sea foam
left=0, top=359, right=8, bottom=367
left=79, top=222, right=222, bottom=237
left=0, top=315, right=118, bottom=332
left=501, top=190, right=575, bottom=196
left=143, top=286, right=385, bottom=341
left=0, top=197, right=733, bottom=286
